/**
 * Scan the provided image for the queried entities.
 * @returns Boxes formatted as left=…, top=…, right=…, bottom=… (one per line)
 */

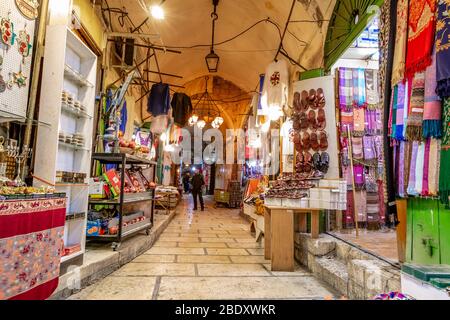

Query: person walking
left=182, top=173, right=190, bottom=194
left=191, top=169, right=205, bottom=211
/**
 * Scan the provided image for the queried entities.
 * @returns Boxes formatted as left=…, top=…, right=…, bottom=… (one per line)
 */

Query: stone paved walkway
left=69, top=196, right=337, bottom=300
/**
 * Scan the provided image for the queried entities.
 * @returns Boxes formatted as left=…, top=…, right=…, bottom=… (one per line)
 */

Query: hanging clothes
left=407, top=141, right=420, bottom=196
left=435, top=0, right=450, bottom=98
left=119, top=100, right=127, bottom=134
left=261, top=60, right=289, bottom=117
left=395, top=82, right=406, bottom=140
left=147, top=83, right=171, bottom=116
left=405, top=0, right=437, bottom=79
left=423, top=49, right=442, bottom=138
left=391, top=0, right=409, bottom=85
left=338, top=67, right=354, bottom=111
left=352, top=68, right=366, bottom=107
left=365, top=69, right=379, bottom=108
left=171, top=92, right=193, bottom=127
left=428, top=138, right=441, bottom=196
left=257, top=74, right=266, bottom=115
left=353, top=108, right=366, bottom=136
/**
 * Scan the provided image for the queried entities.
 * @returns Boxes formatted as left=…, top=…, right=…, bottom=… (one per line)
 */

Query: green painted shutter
left=324, top=0, right=385, bottom=71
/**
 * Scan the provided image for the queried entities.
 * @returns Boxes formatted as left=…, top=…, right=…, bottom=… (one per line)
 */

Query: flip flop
left=301, top=90, right=309, bottom=112
left=302, top=132, right=311, bottom=151
left=293, top=92, right=302, bottom=112
left=317, top=88, right=325, bottom=108
left=308, top=89, right=317, bottom=107
left=300, top=112, right=309, bottom=131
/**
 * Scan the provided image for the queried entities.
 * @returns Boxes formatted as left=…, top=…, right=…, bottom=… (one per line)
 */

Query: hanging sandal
left=303, top=152, right=313, bottom=173
left=317, top=88, right=326, bottom=109
left=308, top=89, right=317, bottom=108
left=293, top=92, right=302, bottom=112
left=301, top=90, right=309, bottom=112
left=301, top=132, right=311, bottom=151
left=320, top=152, right=330, bottom=174
left=300, top=112, right=308, bottom=131
left=313, top=152, right=321, bottom=171
left=308, top=110, right=317, bottom=131
left=293, top=114, right=301, bottom=131
left=293, top=132, right=301, bottom=145
left=317, top=108, right=326, bottom=130
left=311, top=132, right=320, bottom=151
left=319, top=131, right=328, bottom=151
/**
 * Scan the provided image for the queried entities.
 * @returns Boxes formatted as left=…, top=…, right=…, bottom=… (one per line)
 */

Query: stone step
left=315, top=256, right=349, bottom=296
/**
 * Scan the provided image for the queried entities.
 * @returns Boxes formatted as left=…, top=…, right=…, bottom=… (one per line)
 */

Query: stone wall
left=295, top=233, right=401, bottom=300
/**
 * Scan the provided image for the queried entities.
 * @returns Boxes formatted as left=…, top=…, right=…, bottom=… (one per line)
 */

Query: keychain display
left=1, top=12, right=16, bottom=46
left=16, top=25, right=31, bottom=58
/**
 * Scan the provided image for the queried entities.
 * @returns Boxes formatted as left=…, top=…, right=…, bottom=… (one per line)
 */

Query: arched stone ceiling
left=104, top=0, right=336, bottom=92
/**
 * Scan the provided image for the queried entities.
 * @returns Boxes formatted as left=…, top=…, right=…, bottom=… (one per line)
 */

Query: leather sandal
left=295, top=141, right=303, bottom=153
left=303, top=152, right=313, bottom=173
left=317, top=88, right=325, bottom=108
left=320, top=152, right=330, bottom=174
left=293, top=114, right=301, bottom=131
left=301, top=90, right=309, bottom=112
left=319, top=131, right=328, bottom=151
left=313, top=152, right=321, bottom=171
left=308, top=110, right=317, bottom=131
left=302, top=132, right=311, bottom=151
left=317, top=108, right=326, bottom=130
left=293, top=132, right=301, bottom=145
left=311, top=132, right=320, bottom=151
left=293, top=92, right=302, bottom=112
left=300, top=112, right=308, bottom=131
left=308, top=89, right=317, bottom=108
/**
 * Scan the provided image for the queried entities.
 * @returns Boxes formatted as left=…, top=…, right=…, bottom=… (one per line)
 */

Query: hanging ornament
left=15, top=0, right=40, bottom=20
left=1, top=12, right=16, bottom=47
left=0, top=49, right=6, bottom=93
left=8, top=69, right=27, bottom=89
left=17, top=27, right=32, bottom=59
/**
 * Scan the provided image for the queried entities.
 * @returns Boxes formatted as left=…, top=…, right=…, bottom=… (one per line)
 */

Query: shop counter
left=0, top=196, right=66, bottom=300
left=264, top=206, right=321, bottom=272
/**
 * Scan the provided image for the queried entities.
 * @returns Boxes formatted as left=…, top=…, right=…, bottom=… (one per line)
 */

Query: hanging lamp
left=205, top=0, right=220, bottom=73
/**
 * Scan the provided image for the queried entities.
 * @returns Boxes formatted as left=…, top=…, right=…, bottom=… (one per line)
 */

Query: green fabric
left=439, top=98, right=450, bottom=207
left=95, top=96, right=107, bottom=177
left=391, top=85, right=398, bottom=139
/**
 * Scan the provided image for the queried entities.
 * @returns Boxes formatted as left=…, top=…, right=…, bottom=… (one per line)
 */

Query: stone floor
left=69, top=196, right=338, bottom=300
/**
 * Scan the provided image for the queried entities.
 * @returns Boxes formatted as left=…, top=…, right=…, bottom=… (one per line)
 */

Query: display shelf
left=65, top=212, right=86, bottom=221
left=58, top=141, right=90, bottom=152
left=61, top=250, right=83, bottom=263
left=64, top=64, right=94, bottom=88
left=61, top=102, right=92, bottom=119
left=89, top=196, right=153, bottom=205
left=92, top=153, right=156, bottom=165
left=56, top=183, right=89, bottom=187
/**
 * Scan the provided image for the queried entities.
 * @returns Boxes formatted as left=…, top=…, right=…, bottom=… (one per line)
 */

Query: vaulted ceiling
left=100, top=0, right=337, bottom=127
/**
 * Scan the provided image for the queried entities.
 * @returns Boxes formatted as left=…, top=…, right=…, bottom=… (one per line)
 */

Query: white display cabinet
left=34, top=22, right=97, bottom=264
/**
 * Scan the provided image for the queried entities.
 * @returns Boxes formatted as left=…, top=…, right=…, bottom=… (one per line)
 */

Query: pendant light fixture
left=205, top=0, right=220, bottom=73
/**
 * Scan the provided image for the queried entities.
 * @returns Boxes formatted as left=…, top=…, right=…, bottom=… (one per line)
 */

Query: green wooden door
left=439, top=202, right=450, bottom=265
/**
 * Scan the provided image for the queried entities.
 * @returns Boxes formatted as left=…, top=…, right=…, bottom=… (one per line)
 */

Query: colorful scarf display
left=355, top=190, right=368, bottom=222
left=392, top=0, right=410, bottom=85
left=339, top=68, right=354, bottom=110
left=340, top=111, right=354, bottom=135
left=354, top=164, right=365, bottom=188
left=415, top=142, right=426, bottom=195
left=365, top=69, right=379, bottom=108
left=353, top=68, right=367, bottom=107
left=407, top=73, right=426, bottom=140
left=363, top=136, right=377, bottom=163
left=436, top=0, right=450, bottom=98
left=439, top=98, right=450, bottom=206
left=405, top=0, right=437, bottom=79
left=390, top=85, right=398, bottom=139
left=422, top=139, right=431, bottom=195
left=352, top=137, right=364, bottom=160
left=395, top=82, right=406, bottom=140
left=398, top=141, right=406, bottom=197
left=423, top=50, right=443, bottom=138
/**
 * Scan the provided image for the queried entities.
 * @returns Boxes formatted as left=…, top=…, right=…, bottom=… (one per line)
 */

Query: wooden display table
left=264, top=206, right=321, bottom=272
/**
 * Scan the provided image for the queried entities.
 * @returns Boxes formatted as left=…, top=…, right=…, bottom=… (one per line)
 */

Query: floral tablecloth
left=0, top=197, right=66, bottom=300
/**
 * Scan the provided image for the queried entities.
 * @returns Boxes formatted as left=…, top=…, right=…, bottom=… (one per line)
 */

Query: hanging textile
left=147, top=83, right=171, bottom=116
left=428, top=138, right=441, bottom=196
left=354, top=190, right=367, bottom=223
left=365, top=69, right=379, bottom=108
left=406, top=72, right=426, bottom=140
left=353, top=108, right=366, bottom=136
left=353, top=164, right=365, bottom=189
left=395, top=82, right=406, bottom=140
left=352, top=68, right=366, bottom=107
left=407, top=141, right=419, bottom=196
left=352, top=137, right=364, bottom=160
left=414, top=142, right=426, bottom=195
left=119, top=100, right=127, bottom=134
left=340, top=111, right=354, bottom=134
left=398, top=141, right=406, bottom=197
left=363, top=136, right=377, bottom=164
left=436, top=0, right=450, bottom=98
left=405, top=0, right=437, bottom=79
left=171, top=93, right=193, bottom=127
left=390, top=85, right=398, bottom=139
left=339, top=68, right=354, bottom=111
left=439, top=98, right=450, bottom=206
left=423, top=50, right=443, bottom=138
left=391, top=0, right=410, bottom=85
left=422, top=139, right=431, bottom=195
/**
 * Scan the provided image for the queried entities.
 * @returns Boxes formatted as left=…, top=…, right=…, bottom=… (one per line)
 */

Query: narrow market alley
left=69, top=197, right=338, bottom=300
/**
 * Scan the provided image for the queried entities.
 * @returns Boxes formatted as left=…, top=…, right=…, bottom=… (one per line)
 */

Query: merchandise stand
left=88, top=153, right=156, bottom=250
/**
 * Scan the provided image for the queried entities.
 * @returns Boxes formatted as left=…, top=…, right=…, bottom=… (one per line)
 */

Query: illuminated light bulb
left=189, top=115, right=199, bottom=126
left=160, top=132, right=167, bottom=141
left=214, top=116, right=224, bottom=126
left=164, top=144, right=174, bottom=152
left=268, top=108, right=283, bottom=121
left=197, top=120, right=206, bottom=129
left=150, top=5, right=165, bottom=20
left=261, top=120, right=271, bottom=133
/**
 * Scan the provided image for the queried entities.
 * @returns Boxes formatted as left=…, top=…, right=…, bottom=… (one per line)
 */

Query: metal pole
left=347, top=125, right=359, bottom=237
left=23, top=0, right=49, bottom=152
left=274, top=0, right=296, bottom=62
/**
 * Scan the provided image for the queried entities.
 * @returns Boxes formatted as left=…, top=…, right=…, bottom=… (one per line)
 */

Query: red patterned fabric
left=405, top=0, right=437, bottom=79
left=0, top=197, right=66, bottom=300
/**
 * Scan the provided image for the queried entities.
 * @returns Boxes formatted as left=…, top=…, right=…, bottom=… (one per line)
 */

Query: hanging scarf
left=403, top=141, right=413, bottom=195
left=339, top=68, right=354, bottom=111
left=436, top=0, right=450, bottom=98
left=398, top=141, right=406, bottom=197
left=355, top=191, right=367, bottom=222
left=354, top=164, right=365, bottom=189
left=353, top=108, right=366, bottom=136
left=407, top=141, right=420, bottom=196
left=352, top=137, right=364, bottom=160
left=340, top=111, right=354, bottom=136
left=439, top=98, right=450, bottom=206
left=415, top=142, right=426, bottom=195
left=365, top=69, right=379, bottom=108
left=403, top=79, right=411, bottom=139
left=363, top=136, right=377, bottom=164
left=392, top=0, right=410, bottom=85
left=406, top=72, right=426, bottom=140
left=353, top=68, right=367, bottom=107
left=405, top=0, right=437, bottom=79
left=396, top=82, right=406, bottom=140
left=391, top=86, right=399, bottom=139
left=428, top=138, right=441, bottom=196
left=422, top=139, right=431, bottom=195
left=377, top=180, right=386, bottom=224
left=423, top=50, right=443, bottom=138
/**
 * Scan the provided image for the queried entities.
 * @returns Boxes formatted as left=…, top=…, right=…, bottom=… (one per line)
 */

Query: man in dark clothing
left=182, top=173, right=190, bottom=193
left=191, top=171, right=205, bottom=211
